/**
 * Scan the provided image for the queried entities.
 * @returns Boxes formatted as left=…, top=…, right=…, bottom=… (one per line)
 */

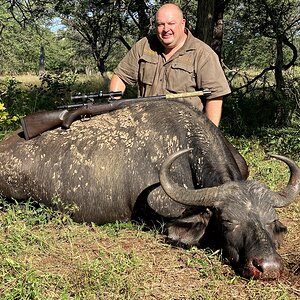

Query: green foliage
left=0, top=103, right=19, bottom=132
left=0, top=77, right=29, bottom=113
left=54, top=0, right=122, bottom=74
left=226, top=136, right=296, bottom=191
left=0, top=198, right=73, bottom=227
left=223, top=0, right=299, bottom=69
left=261, top=125, right=300, bottom=161
left=43, top=31, right=77, bottom=72
left=222, top=91, right=276, bottom=135
left=1, top=72, right=77, bottom=111
left=0, top=77, right=26, bottom=131
left=0, top=7, right=39, bottom=74
left=222, top=77, right=299, bottom=133
left=37, top=71, right=77, bottom=107
left=223, top=94, right=300, bottom=162
left=0, top=6, right=79, bottom=75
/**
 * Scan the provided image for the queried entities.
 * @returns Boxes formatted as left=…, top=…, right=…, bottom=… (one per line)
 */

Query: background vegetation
left=0, top=0, right=299, bottom=298
left=0, top=0, right=299, bottom=137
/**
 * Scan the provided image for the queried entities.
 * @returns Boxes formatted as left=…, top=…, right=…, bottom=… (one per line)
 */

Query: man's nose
left=163, top=24, right=170, bottom=32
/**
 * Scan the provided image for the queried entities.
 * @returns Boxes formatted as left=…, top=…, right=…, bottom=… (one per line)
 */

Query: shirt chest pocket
left=166, top=62, right=196, bottom=92
left=138, top=58, right=158, bottom=85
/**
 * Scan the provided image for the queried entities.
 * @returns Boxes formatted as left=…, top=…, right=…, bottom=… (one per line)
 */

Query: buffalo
left=0, top=100, right=299, bottom=279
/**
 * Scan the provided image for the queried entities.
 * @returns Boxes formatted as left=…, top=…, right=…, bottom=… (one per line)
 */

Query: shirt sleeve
left=196, top=48, right=231, bottom=100
left=113, top=38, right=146, bottom=86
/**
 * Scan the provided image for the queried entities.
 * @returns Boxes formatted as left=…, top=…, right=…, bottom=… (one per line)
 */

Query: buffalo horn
left=270, top=154, right=300, bottom=208
left=159, top=148, right=230, bottom=207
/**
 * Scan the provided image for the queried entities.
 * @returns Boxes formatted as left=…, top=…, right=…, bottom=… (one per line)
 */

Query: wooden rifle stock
left=21, top=102, right=124, bottom=140
left=21, top=89, right=211, bottom=140
left=21, top=110, right=69, bottom=140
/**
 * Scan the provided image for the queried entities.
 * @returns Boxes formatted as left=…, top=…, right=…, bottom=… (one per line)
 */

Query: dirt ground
left=1, top=193, right=299, bottom=299
left=26, top=197, right=300, bottom=300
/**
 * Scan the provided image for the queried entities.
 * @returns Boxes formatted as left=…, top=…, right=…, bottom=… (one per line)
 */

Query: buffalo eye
left=222, top=220, right=240, bottom=232
left=266, top=220, right=287, bottom=248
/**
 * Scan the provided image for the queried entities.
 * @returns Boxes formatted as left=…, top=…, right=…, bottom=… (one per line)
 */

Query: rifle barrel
left=118, top=89, right=211, bottom=103
left=165, top=89, right=211, bottom=99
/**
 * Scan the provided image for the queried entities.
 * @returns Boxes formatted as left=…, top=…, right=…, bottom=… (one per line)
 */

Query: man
left=109, top=3, right=230, bottom=126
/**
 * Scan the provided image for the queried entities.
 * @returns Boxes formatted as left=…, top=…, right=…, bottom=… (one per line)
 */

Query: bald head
left=156, top=3, right=184, bottom=21
left=155, top=3, right=186, bottom=52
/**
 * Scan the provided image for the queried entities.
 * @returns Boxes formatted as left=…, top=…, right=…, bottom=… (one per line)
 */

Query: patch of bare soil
left=277, top=200, right=300, bottom=296
left=27, top=197, right=300, bottom=299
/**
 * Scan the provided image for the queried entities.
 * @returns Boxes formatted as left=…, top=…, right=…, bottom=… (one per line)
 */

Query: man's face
left=156, top=7, right=186, bottom=49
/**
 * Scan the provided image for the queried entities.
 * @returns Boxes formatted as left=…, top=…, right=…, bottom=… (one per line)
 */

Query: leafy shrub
left=0, top=102, right=20, bottom=129
left=38, top=71, right=77, bottom=106
left=260, top=125, right=300, bottom=160
left=0, top=79, right=22, bottom=132
left=222, top=89, right=297, bottom=136
left=0, top=77, right=30, bottom=115
left=0, top=72, right=78, bottom=113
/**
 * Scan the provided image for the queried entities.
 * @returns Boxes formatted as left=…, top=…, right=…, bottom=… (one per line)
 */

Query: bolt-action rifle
left=20, top=89, right=211, bottom=140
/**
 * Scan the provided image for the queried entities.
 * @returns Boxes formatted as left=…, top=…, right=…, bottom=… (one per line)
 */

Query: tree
left=223, top=0, right=299, bottom=126
left=0, top=3, right=77, bottom=74
left=236, top=0, right=299, bottom=92
left=39, top=45, right=46, bottom=75
left=54, top=0, right=120, bottom=75
left=195, top=1, right=215, bottom=46
left=194, top=0, right=226, bottom=58
left=1, top=0, right=54, bottom=28
left=125, top=0, right=152, bottom=38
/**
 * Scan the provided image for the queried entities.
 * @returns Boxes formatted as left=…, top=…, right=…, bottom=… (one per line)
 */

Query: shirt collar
left=180, top=28, right=197, bottom=52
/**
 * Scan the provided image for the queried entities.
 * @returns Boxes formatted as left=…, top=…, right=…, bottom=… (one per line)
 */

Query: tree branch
left=234, top=65, right=275, bottom=91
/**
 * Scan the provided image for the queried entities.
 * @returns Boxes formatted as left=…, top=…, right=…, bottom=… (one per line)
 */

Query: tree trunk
left=135, top=1, right=151, bottom=38
left=195, top=0, right=225, bottom=59
left=275, top=35, right=285, bottom=91
left=195, top=0, right=215, bottom=46
left=97, top=58, right=106, bottom=75
left=211, top=0, right=225, bottom=59
left=39, top=45, right=45, bottom=76
left=274, top=34, right=290, bottom=126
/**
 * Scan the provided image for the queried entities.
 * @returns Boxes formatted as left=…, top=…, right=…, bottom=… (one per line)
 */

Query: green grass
left=0, top=140, right=299, bottom=299
left=0, top=74, right=299, bottom=299
left=227, top=135, right=295, bottom=190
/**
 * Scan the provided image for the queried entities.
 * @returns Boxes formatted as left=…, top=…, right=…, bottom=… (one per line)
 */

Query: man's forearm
left=205, top=97, right=223, bottom=127
left=109, top=74, right=126, bottom=94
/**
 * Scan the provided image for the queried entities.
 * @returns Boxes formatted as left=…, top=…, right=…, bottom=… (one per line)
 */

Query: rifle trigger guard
left=108, top=96, right=116, bottom=103
left=81, top=114, right=91, bottom=122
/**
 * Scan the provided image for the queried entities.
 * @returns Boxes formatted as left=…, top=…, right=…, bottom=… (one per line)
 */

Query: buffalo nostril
left=253, top=259, right=264, bottom=273
left=252, top=256, right=283, bottom=278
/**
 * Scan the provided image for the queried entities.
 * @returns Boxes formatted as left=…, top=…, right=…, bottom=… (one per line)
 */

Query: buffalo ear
left=166, top=220, right=208, bottom=247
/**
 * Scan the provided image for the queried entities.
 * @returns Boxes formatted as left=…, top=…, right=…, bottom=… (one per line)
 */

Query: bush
left=260, top=125, right=300, bottom=160
left=0, top=78, right=22, bottom=132
left=0, top=77, right=31, bottom=115
left=222, top=87, right=299, bottom=136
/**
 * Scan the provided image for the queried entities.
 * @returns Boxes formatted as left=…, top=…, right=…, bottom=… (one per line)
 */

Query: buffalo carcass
left=0, top=101, right=299, bottom=279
